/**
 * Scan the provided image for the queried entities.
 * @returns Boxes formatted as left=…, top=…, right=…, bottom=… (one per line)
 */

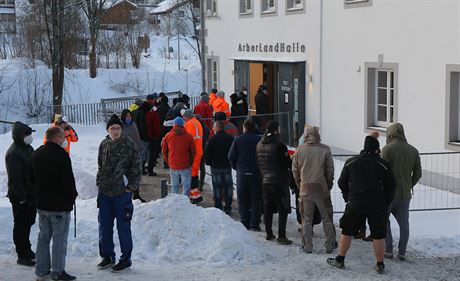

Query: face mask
left=125, top=118, right=133, bottom=125
left=24, top=135, right=33, bottom=145
left=61, top=139, right=68, bottom=149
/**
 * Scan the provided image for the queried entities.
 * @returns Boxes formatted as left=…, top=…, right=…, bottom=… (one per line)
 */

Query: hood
left=121, top=109, right=131, bottom=121
left=386, top=123, right=407, bottom=144
left=303, top=126, right=321, bottom=144
left=12, top=122, right=33, bottom=145
left=173, top=125, right=186, bottom=135
left=261, top=133, right=278, bottom=144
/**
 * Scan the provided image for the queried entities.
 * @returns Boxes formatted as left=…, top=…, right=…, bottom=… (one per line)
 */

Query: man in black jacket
left=133, top=101, right=151, bottom=175
left=32, top=126, right=78, bottom=281
left=327, top=136, right=396, bottom=274
left=5, top=122, right=36, bottom=266
left=256, top=121, right=293, bottom=245
left=205, top=121, right=234, bottom=214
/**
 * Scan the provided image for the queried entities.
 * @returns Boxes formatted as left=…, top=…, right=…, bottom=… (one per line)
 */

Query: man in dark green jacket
left=382, top=123, right=422, bottom=261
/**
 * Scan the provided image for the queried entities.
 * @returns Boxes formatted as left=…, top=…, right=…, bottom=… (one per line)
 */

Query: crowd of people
left=4, top=86, right=422, bottom=279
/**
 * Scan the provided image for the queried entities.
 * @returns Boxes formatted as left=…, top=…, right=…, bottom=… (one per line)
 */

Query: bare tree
left=81, top=0, right=113, bottom=78
left=124, top=9, right=149, bottom=69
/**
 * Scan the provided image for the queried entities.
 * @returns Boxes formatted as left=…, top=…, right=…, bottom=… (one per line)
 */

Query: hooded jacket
left=96, top=135, right=141, bottom=197
left=120, top=109, right=142, bottom=152
left=381, top=123, right=422, bottom=200
left=5, top=122, right=35, bottom=201
left=292, top=127, right=334, bottom=198
left=256, top=133, right=291, bottom=185
left=162, top=125, right=196, bottom=170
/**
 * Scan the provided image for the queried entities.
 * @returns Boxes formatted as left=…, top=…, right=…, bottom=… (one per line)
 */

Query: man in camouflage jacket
left=96, top=114, right=141, bottom=272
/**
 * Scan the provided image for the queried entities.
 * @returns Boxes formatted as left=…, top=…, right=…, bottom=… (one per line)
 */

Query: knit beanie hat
left=363, top=135, right=380, bottom=152
left=106, top=114, right=122, bottom=130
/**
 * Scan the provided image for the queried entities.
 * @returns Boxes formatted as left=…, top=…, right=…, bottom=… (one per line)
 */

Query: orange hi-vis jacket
left=43, top=123, right=78, bottom=154
left=184, top=117, right=203, bottom=177
left=209, top=93, right=217, bottom=109
left=213, top=97, right=231, bottom=117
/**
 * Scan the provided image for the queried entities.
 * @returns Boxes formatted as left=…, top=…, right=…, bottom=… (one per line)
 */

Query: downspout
left=319, top=0, right=324, bottom=130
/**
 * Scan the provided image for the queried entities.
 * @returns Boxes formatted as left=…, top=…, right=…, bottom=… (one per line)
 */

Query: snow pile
left=131, top=194, right=271, bottom=265
left=411, top=235, right=460, bottom=257
left=1, top=195, right=272, bottom=266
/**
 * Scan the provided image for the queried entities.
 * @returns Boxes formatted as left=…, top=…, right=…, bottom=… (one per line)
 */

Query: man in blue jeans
left=228, top=119, right=262, bottom=230
left=162, top=117, right=196, bottom=196
left=96, top=114, right=141, bottom=272
left=382, top=123, right=422, bottom=261
left=31, top=127, right=78, bottom=281
left=205, top=121, right=235, bottom=214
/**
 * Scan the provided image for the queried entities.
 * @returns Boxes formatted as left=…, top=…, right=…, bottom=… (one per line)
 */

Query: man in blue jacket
left=228, top=119, right=262, bottom=231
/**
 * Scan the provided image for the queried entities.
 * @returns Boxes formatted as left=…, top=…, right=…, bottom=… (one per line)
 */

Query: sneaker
left=384, top=251, right=394, bottom=259
left=265, top=233, right=276, bottom=241
left=112, top=259, right=132, bottom=272
left=327, top=258, right=345, bottom=269
left=376, top=263, right=385, bottom=274
left=363, top=235, right=373, bottom=242
left=277, top=237, right=293, bottom=245
left=97, top=257, right=115, bottom=269
left=250, top=226, right=261, bottom=232
left=397, top=254, right=406, bottom=261
left=17, top=257, right=36, bottom=267
left=52, top=271, right=76, bottom=281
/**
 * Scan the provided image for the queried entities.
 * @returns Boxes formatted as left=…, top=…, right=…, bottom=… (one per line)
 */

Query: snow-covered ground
left=0, top=124, right=459, bottom=280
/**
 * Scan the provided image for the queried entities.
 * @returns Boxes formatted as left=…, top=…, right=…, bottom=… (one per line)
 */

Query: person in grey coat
left=120, top=109, right=141, bottom=152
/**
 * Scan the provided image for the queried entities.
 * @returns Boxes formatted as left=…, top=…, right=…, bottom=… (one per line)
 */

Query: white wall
left=206, top=0, right=460, bottom=153
left=320, top=0, right=460, bottom=153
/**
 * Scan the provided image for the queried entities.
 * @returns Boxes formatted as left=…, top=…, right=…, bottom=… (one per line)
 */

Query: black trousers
left=147, top=138, right=160, bottom=173
left=9, top=195, right=36, bottom=258
left=263, top=184, right=291, bottom=238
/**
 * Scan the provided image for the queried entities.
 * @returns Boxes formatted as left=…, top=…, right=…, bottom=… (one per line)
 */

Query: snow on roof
left=150, top=0, right=185, bottom=15
left=103, top=0, right=138, bottom=10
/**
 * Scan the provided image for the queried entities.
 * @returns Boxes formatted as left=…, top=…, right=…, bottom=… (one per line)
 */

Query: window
left=345, top=0, right=369, bottom=3
left=375, top=70, right=395, bottom=127
left=287, top=0, right=303, bottom=10
left=240, top=0, right=252, bottom=15
left=206, top=0, right=217, bottom=17
left=446, top=65, right=460, bottom=145
left=262, top=0, right=275, bottom=13
left=344, top=0, right=372, bottom=8
left=207, top=58, right=219, bottom=91
left=0, top=0, right=15, bottom=6
left=365, top=62, right=398, bottom=129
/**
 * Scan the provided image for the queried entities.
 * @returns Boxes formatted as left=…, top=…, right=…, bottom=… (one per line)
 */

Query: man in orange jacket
left=214, top=91, right=231, bottom=117
left=182, top=109, right=204, bottom=204
left=43, top=115, right=78, bottom=154
left=209, top=88, right=218, bottom=109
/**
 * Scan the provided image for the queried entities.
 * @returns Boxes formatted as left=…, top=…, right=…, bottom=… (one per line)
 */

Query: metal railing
left=331, top=152, right=460, bottom=213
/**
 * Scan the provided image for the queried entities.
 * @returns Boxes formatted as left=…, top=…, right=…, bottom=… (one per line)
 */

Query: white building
left=203, top=0, right=460, bottom=154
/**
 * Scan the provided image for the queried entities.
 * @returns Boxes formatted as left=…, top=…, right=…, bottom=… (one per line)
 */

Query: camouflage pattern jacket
left=96, top=135, right=141, bottom=197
